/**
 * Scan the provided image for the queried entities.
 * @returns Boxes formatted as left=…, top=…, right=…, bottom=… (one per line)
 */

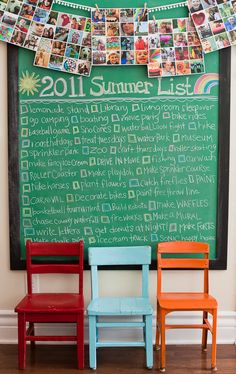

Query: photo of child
left=107, top=51, right=120, bottom=64
left=135, top=50, right=148, bottom=64
left=121, top=50, right=134, bottom=64
left=34, top=49, right=50, bottom=67
left=10, top=29, right=26, bottom=46
left=162, top=60, right=176, bottom=76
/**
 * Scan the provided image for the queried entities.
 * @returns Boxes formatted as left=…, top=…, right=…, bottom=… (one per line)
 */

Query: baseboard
left=0, top=310, right=235, bottom=344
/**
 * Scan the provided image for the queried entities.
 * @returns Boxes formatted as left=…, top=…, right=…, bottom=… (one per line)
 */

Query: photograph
left=161, top=60, right=176, bottom=76
left=121, top=36, right=134, bottom=50
left=42, top=25, right=55, bottom=39
left=47, top=11, right=58, bottom=25
left=15, top=17, right=31, bottom=33
left=158, top=20, right=173, bottom=33
left=106, top=36, right=120, bottom=50
left=77, top=60, right=90, bottom=75
left=201, top=36, right=217, bottom=51
left=65, top=43, right=80, bottom=58
left=54, top=26, right=69, bottom=42
left=63, top=58, right=77, bottom=73
left=23, top=33, right=40, bottom=49
left=121, top=50, right=134, bottom=64
left=190, top=59, right=205, bottom=73
left=92, top=36, right=106, bottom=51
left=33, top=7, right=49, bottom=23
left=120, top=8, right=133, bottom=22
left=93, top=51, right=106, bottom=64
left=51, top=40, right=66, bottom=56
left=149, top=35, right=160, bottom=48
left=34, top=49, right=50, bottom=67
left=174, top=32, right=188, bottom=46
left=91, top=8, right=105, bottom=23
left=134, top=36, right=148, bottom=50
left=57, top=12, right=71, bottom=27
left=149, top=48, right=161, bottom=63
left=6, top=0, right=22, bottom=15
left=2, top=11, right=18, bottom=27
left=106, top=8, right=120, bottom=22
left=20, top=4, right=36, bottom=20
left=121, top=22, right=134, bottom=36
left=107, top=51, right=120, bottom=64
left=176, top=60, right=191, bottom=75
left=67, top=29, right=83, bottom=44
left=135, top=50, right=148, bottom=64
left=148, top=62, right=162, bottom=77
left=38, top=0, right=53, bottom=11
left=48, top=54, right=63, bottom=70
left=189, top=0, right=203, bottom=13
left=10, top=29, right=26, bottom=46
left=29, top=21, right=44, bottom=37
left=173, top=18, right=187, bottom=32
left=0, top=24, right=13, bottom=41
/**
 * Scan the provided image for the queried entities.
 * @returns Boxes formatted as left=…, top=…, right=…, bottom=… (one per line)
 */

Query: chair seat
left=158, top=292, right=218, bottom=310
left=87, top=297, right=153, bottom=316
left=15, top=293, right=84, bottom=313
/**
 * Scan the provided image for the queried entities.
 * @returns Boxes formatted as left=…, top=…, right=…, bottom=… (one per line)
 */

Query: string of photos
left=0, top=0, right=235, bottom=78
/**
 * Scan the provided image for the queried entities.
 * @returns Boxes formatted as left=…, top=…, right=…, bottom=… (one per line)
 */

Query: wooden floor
left=0, top=344, right=235, bottom=373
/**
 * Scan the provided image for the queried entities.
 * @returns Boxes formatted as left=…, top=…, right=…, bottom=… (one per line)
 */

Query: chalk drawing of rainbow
left=194, top=73, right=219, bottom=94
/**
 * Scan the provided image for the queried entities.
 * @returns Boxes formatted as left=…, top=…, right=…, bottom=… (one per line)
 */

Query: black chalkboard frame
left=8, top=45, right=230, bottom=271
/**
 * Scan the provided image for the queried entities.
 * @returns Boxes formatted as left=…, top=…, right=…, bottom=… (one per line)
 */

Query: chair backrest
left=26, top=240, right=84, bottom=295
left=157, top=241, right=209, bottom=295
left=88, top=246, right=151, bottom=299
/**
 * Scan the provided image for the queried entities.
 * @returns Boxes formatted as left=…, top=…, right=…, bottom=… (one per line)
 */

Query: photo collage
left=148, top=17, right=205, bottom=78
left=0, top=0, right=53, bottom=50
left=34, top=10, right=91, bottom=76
left=188, top=0, right=236, bottom=53
left=91, top=7, right=149, bottom=65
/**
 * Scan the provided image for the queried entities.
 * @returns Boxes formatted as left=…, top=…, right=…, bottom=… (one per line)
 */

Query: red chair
left=15, top=240, right=84, bottom=369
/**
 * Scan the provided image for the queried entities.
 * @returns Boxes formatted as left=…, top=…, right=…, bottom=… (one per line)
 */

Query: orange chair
left=15, top=240, right=84, bottom=369
left=156, top=241, right=218, bottom=372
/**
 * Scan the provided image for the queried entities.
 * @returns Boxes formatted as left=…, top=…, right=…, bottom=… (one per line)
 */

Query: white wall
left=0, top=43, right=235, bottom=314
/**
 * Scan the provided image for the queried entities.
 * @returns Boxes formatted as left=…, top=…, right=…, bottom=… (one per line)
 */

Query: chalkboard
left=8, top=0, right=230, bottom=270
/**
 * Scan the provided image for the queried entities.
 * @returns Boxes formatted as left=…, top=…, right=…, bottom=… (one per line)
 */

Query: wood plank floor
left=0, top=345, right=235, bottom=373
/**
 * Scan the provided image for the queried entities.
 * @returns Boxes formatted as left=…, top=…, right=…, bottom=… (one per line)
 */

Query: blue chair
left=87, top=246, right=153, bottom=369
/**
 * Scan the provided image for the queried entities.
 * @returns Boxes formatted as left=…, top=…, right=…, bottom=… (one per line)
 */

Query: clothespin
left=144, top=2, right=147, bottom=13
left=153, top=15, right=156, bottom=22
left=95, top=4, right=99, bottom=11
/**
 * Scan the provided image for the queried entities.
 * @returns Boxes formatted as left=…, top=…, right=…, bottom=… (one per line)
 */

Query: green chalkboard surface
left=8, top=1, right=230, bottom=270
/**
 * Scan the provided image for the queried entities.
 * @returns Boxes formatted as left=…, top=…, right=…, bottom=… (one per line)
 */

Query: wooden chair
left=87, top=246, right=153, bottom=369
left=15, top=240, right=84, bottom=369
left=156, top=241, right=218, bottom=372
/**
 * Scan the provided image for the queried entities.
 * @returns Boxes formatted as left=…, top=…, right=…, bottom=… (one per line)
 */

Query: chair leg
left=96, top=316, right=99, bottom=342
left=202, top=311, right=208, bottom=351
left=89, top=315, right=97, bottom=369
left=156, top=302, right=160, bottom=350
left=77, top=313, right=84, bottom=369
left=145, top=314, right=153, bottom=369
left=211, top=309, right=217, bottom=371
left=160, top=310, right=166, bottom=372
left=18, top=313, right=26, bottom=370
left=29, top=323, right=35, bottom=349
